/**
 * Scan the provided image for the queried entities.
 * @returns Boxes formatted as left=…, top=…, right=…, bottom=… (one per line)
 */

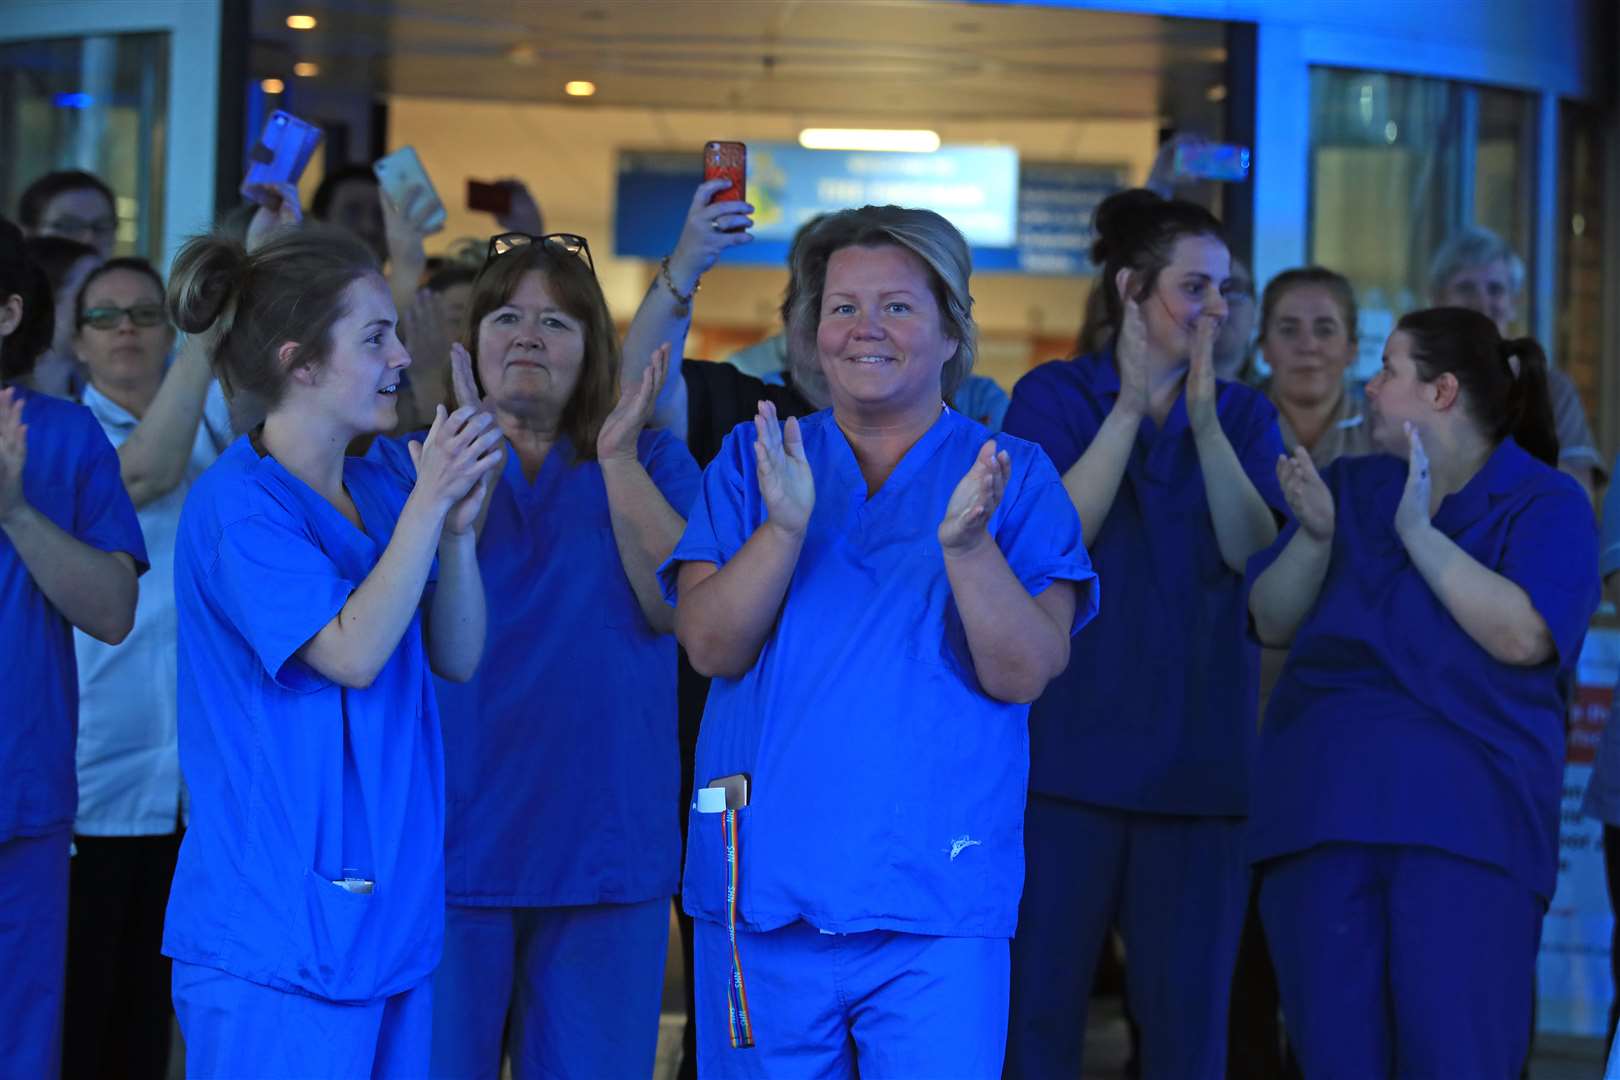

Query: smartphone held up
left=373, top=146, right=448, bottom=234
left=241, top=110, right=323, bottom=204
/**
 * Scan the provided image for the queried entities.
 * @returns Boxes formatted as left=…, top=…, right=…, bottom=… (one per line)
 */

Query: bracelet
left=659, top=255, right=699, bottom=318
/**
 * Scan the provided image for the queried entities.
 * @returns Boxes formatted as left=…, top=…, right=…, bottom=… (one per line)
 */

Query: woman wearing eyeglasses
left=59, top=255, right=231, bottom=1080
left=367, top=231, right=702, bottom=1080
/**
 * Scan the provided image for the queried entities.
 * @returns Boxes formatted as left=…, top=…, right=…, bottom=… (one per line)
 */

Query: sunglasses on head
left=79, top=303, right=167, bottom=330
left=485, top=232, right=594, bottom=274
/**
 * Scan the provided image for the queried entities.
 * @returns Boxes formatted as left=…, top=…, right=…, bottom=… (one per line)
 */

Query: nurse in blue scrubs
left=1249, top=307, right=1599, bottom=1077
left=664, top=205, right=1097, bottom=1078
left=1002, top=189, right=1284, bottom=1079
left=161, top=224, right=502, bottom=1078
left=373, top=232, right=701, bottom=1080
left=0, top=217, right=144, bottom=1078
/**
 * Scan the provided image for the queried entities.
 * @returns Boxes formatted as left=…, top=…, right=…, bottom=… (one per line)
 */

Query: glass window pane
left=0, top=33, right=169, bottom=262
left=1307, top=68, right=1535, bottom=378
left=1558, top=101, right=1606, bottom=426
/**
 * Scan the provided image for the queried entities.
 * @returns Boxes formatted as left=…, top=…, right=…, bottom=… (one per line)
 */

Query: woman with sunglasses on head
left=1002, top=189, right=1285, bottom=1079
left=0, top=217, right=144, bottom=1079
left=1248, top=309, right=1598, bottom=1077
left=160, top=220, right=501, bottom=1077
left=367, top=230, right=702, bottom=1080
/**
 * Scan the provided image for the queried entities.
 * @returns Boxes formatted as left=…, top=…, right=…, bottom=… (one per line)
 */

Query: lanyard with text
left=723, top=806, right=754, bottom=1049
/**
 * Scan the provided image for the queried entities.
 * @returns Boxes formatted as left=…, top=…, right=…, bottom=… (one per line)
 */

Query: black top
left=682, top=358, right=816, bottom=469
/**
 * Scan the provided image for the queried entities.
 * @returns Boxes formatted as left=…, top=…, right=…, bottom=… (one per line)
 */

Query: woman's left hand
left=1395, top=421, right=1433, bottom=539
left=939, top=438, right=1011, bottom=556
left=597, top=343, right=669, bottom=463
left=1186, top=312, right=1221, bottom=437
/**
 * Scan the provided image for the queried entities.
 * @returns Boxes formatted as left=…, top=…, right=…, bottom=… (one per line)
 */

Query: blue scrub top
left=1248, top=439, right=1599, bottom=901
left=163, top=436, right=444, bottom=1003
left=370, top=428, right=701, bottom=907
left=0, top=388, right=147, bottom=842
left=1001, top=352, right=1287, bottom=816
left=660, top=407, right=1097, bottom=938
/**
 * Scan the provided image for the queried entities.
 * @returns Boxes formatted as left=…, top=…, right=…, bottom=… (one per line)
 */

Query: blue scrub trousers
left=429, top=898, right=669, bottom=1080
left=1006, top=795, right=1248, bottom=1080
left=0, top=827, right=70, bottom=1078
left=1259, top=842, right=1542, bottom=1079
left=171, top=960, right=431, bottom=1078
left=693, top=917, right=1009, bottom=1079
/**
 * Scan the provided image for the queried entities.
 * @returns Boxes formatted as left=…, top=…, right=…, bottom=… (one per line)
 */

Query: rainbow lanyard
left=723, top=807, right=754, bottom=1049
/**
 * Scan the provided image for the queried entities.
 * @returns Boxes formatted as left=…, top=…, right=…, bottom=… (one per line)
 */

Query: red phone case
left=467, top=179, right=512, bottom=216
left=704, top=141, right=746, bottom=205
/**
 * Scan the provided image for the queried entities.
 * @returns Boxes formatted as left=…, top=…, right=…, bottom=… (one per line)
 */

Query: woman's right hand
left=1113, top=274, right=1151, bottom=420
left=664, top=179, right=755, bottom=294
left=753, top=400, right=814, bottom=536
left=1276, top=446, right=1334, bottom=542
left=407, top=404, right=503, bottom=522
left=242, top=181, right=303, bottom=253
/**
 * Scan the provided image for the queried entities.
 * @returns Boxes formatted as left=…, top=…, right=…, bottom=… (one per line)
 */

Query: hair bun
left=1090, top=188, right=1165, bottom=266
left=167, top=233, right=250, bottom=335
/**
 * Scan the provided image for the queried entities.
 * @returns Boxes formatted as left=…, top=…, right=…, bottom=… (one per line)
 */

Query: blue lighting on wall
left=53, top=92, right=94, bottom=109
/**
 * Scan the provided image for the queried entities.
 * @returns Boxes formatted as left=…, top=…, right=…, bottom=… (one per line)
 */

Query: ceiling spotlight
left=506, top=44, right=538, bottom=66
left=565, top=80, right=597, bottom=97
left=286, top=14, right=317, bottom=30
left=1205, top=84, right=1227, bottom=103
left=798, top=128, right=941, bottom=153
left=260, top=78, right=285, bottom=94
left=294, top=62, right=319, bottom=77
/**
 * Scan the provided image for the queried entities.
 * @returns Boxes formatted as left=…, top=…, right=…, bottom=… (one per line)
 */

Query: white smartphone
left=372, top=146, right=447, bottom=234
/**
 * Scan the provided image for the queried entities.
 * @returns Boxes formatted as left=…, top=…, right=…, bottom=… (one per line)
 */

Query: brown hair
left=1397, top=306, right=1558, bottom=467
left=464, top=242, right=619, bottom=462
left=785, top=205, right=976, bottom=400
left=1084, top=188, right=1226, bottom=350
left=167, top=223, right=379, bottom=408
left=1258, top=266, right=1359, bottom=345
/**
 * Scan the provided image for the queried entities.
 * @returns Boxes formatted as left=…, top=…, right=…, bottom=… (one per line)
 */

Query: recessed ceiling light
left=507, top=44, right=538, bottom=66
left=286, top=14, right=317, bottom=30
left=798, top=128, right=941, bottom=153
left=294, top=62, right=319, bottom=77
left=564, top=80, right=597, bottom=97
left=1205, top=84, right=1227, bottom=103
left=261, top=78, right=285, bottom=94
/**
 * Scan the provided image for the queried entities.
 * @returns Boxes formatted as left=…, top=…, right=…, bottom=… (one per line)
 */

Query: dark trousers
left=675, top=655, right=707, bottom=1080
left=1226, top=874, right=1302, bottom=1079
left=62, top=831, right=182, bottom=1080
left=1607, top=825, right=1620, bottom=1048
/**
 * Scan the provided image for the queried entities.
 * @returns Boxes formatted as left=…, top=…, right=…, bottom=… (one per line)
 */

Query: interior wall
left=384, top=96, right=1163, bottom=385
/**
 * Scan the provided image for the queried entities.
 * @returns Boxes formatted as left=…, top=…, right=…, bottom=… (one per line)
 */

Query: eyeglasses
left=486, top=232, right=594, bottom=274
left=79, top=303, right=168, bottom=330
left=43, top=216, right=118, bottom=240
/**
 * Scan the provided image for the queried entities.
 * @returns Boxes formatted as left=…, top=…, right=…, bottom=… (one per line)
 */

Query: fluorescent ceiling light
left=564, top=80, right=597, bottom=97
left=286, top=14, right=317, bottom=30
left=798, top=128, right=941, bottom=153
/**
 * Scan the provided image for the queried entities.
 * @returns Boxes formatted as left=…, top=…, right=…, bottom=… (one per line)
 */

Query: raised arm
left=298, top=406, right=502, bottom=688
left=124, top=184, right=303, bottom=507
left=675, top=402, right=811, bottom=677
left=1062, top=291, right=1149, bottom=545
left=1185, top=315, right=1279, bottom=572
left=597, top=345, right=690, bottom=633
left=1395, top=426, right=1554, bottom=666
left=621, top=179, right=754, bottom=437
left=1249, top=448, right=1334, bottom=647
left=940, top=439, right=1075, bottom=703
left=0, top=389, right=137, bottom=644
left=382, top=182, right=440, bottom=322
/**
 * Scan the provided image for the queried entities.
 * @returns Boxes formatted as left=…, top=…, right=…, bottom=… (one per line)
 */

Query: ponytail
left=1501, top=337, right=1559, bottom=467
left=1397, top=307, right=1561, bottom=468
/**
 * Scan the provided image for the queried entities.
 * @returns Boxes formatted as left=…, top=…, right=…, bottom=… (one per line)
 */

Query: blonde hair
left=785, top=206, right=976, bottom=400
